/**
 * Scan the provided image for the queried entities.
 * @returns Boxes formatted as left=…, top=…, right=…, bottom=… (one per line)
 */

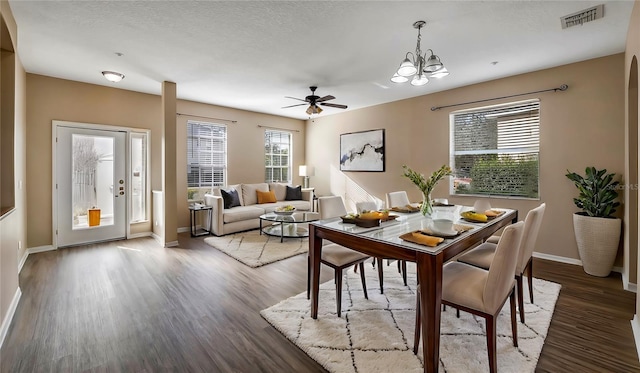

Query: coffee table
left=259, top=211, right=320, bottom=242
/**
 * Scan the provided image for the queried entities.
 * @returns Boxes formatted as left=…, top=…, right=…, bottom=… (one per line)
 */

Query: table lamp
left=299, top=165, right=315, bottom=188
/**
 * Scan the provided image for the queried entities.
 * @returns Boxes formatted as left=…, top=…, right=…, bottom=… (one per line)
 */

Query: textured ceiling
left=8, top=1, right=635, bottom=120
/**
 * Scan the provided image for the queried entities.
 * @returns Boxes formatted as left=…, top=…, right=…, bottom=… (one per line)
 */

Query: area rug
left=261, top=262, right=561, bottom=373
left=204, top=229, right=307, bottom=267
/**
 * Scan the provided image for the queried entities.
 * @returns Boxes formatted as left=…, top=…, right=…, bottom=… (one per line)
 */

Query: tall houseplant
left=566, top=167, right=621, bottom=277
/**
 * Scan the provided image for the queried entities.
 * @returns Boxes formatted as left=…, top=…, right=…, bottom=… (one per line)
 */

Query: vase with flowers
left=402, top=164, right=453, bottom=216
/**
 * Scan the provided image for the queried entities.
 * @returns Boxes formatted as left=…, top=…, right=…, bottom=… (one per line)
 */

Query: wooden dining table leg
left=417, top=252, right=443, bottom=373
left=310, top=224, right=322, bottom=319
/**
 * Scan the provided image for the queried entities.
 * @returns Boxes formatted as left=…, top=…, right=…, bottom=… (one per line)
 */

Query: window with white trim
left=450, top=99, right=540, bottom=198
left=264, top=129, right=292, bottom=183
left=187, top=120, right=227, bottom=189
left=130, top=131, right=148, bottom=222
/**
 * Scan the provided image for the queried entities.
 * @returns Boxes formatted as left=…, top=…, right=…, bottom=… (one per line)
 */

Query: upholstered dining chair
left=307, top=196, right=370, bottom=317
left=457, top=203, right=546, bottom=323
left=355, top=201, right=407, bottom=292
left=414, top=221, right=525, bottom=373
left=386, top=191, right=411, bottom=209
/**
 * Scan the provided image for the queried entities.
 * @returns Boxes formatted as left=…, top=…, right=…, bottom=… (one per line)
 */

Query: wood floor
left=1, top=233, right=638, bottom=372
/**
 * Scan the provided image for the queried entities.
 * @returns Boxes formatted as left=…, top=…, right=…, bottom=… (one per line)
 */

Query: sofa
left=203, top=183, right=313, bottom=236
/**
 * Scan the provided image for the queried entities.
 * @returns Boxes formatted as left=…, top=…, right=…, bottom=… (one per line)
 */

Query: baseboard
left=631, top=315, right=640, bottom=362
left=623, top=274, right=638, bottom=293
left=18, top=250, right=29, bottom=273
left=177, top=227, right=190, bottom=233
left=532, top=252, right=582, bottom=266
left=0, top=287, right=22, bottom=350
left=165, top=240, right=179, bottom=248
left=28, top=245, right=56, bottom=254
left=151, top=232, right=162, bottom=245
left=127, top=232, right=152, bottom=239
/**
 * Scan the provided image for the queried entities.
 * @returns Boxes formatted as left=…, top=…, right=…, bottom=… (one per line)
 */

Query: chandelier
left=391, top=20, right=449, bottom=86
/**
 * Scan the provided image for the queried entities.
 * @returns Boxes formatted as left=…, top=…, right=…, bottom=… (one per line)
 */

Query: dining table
left=308, top=206, right=518, bottom=373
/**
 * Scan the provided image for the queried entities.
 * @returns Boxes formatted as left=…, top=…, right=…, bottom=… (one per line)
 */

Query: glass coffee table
left=259, top=211, right=320, bottom=242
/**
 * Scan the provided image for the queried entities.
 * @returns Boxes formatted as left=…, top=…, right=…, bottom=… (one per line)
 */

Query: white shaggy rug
left=261, top=262, right=561, bottom=373
left=204, top=229, right=307, bottom=268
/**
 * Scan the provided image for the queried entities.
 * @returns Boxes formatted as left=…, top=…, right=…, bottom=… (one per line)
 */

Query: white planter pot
left=572, top=213, right=621, bottom=277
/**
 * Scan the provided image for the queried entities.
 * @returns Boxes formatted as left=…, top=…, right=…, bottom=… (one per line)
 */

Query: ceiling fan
left=282, top=86, right=348, bottom=115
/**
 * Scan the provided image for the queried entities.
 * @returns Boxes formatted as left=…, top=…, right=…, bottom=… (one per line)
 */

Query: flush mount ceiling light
left=101, top=71, right=125, bottom=83
left=391, top=20, right=449, bottom=86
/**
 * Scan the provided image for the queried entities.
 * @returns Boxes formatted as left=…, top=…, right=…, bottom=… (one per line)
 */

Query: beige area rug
left=204, top=229, right=308, bottom=268
left=261, top=262, right=561, bottom=373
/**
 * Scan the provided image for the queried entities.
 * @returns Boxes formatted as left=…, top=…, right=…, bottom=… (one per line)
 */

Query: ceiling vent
left=561, top=4, right=604, bottom=29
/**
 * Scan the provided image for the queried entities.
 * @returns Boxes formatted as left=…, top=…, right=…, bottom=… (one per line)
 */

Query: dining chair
left=307, top=196, right=370, bottom=317
left=414, top=221, right=525, bottom=373
left=355, top=201, right=407, bottom=292
left=457, top=203, right=546, bottom=323
left=385, top=191, right=411, bottom=209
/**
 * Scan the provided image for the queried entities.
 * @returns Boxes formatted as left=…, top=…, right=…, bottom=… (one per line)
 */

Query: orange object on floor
left=88, top=208, right=101, bottom=226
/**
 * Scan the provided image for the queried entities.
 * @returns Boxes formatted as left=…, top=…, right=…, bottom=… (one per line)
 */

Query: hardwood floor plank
left=1, top=233, right=638, bottom=372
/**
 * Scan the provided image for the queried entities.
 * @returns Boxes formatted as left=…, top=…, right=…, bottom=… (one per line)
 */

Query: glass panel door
left=56, top=125, right=126, bottom=247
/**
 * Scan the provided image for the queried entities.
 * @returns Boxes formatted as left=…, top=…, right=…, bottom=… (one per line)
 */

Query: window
left=130, top=132, right=148, bottom=222
left=264, top=130, right=292, bottom=183
left=450, top=99, right=540, bottom=199
left=187, top=121, right=227, bottom=189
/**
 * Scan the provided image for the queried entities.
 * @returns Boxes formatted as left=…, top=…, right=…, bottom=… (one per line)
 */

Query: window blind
left=451, top=99, right=540, bottom=198
left=187, top=120, right=227, bottom=188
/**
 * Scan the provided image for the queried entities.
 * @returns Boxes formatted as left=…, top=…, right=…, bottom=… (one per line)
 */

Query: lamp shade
left=390, top=73, right=409, bottom=83
left=424, top=54, right=444, bottom=73
left=410, top=73, right=429, bottom=86
left=397, top=58, right=417, bottom=77
left=299, top=165, right=315, bottom=177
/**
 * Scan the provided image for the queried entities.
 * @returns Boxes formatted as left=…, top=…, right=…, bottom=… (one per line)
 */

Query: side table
left=189, top=204, right=213, bottom=237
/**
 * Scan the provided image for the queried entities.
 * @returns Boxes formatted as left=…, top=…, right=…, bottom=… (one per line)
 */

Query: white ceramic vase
left=572, top=213, right=622, bottom=277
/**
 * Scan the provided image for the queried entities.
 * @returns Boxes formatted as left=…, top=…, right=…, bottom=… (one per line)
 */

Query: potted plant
left=565, top=167, right=622, bottom=277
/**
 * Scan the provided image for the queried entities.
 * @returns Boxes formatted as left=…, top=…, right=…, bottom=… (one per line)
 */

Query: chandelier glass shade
left=392, top=21, right=449, bottom=85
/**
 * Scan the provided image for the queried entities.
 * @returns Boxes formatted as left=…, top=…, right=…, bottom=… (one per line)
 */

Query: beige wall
left=25, top=75, right=306, bottom=248
left=0, top=0, right=26, bottom=340
left=306, top=54, right=625, bottom=263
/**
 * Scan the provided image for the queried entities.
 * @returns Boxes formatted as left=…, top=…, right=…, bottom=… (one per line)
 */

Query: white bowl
left=432, top=219, right=454, bottom=233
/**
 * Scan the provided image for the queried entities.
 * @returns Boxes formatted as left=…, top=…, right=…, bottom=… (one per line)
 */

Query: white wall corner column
left=631, top=315, right=640, bottom=361
left=161, top=81, right=178, bottom=247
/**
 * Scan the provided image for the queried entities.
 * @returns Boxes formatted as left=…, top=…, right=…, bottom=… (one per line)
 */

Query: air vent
left=561, top=4, right=604, bottom=29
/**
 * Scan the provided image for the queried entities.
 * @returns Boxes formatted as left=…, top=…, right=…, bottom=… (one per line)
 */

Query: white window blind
left=450, top=99, right=540, bottom=198
left=187, top=120, right=227, bottom=188
left=264, top=130, right=292, bottom=183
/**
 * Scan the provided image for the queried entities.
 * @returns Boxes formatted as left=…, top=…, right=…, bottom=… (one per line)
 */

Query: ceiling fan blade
left=282, top=103, right=307, bottom=109
left=285, top=96, right=308, bottom=102
left=320, top=102, right=348, bottom=109
left=316, top=95, right=335, bottom=103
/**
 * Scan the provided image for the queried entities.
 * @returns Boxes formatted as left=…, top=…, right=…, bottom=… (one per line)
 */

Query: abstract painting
left=340, top=129, right=385, bottom=172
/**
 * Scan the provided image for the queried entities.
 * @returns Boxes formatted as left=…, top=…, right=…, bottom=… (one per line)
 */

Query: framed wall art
left=340, top=129, right=385, bottom=172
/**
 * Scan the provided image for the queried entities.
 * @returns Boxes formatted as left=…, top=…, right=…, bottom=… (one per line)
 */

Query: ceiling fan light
left=397, top=58, right=417, bottom=77
left=102, top=70, right=125, bottom=83
left=430, top=67, right=450, bottom=78
left=391, top=73, right=409, bottom=83
left=410, top=74, right=429, bottom=86
left=424, top=54, right=444, bottom=73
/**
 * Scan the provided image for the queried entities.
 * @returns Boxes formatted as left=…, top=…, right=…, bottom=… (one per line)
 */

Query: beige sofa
left=203, top=183, right=313, bottom=236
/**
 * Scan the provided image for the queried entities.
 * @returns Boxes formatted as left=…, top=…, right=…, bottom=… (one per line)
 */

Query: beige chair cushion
left=486, top=235, right=500, bottom=244
left=483, top=221, right=524, bottom=311
left=356, top=201, right=378, bottom=213
left=457, top=242, right=497, bottom=270
left=318, top=196, right=348, bottom=219
left=386, top=191, right=411, bottom=209
left=442, top=262, right=489, bottom=312
left=322, top=244, right=369, bottom=266
left=222, top=206, right=265, bottom=223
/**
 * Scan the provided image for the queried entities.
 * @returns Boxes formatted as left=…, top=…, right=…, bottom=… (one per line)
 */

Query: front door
left=55, top=125, right=127, bottom=247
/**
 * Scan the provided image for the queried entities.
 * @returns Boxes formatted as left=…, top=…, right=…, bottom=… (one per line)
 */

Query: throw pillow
left=257, top=190, right=277, bottom=204
left=221, top=189, right=241, bottom=209
left=285, top=185, right=303, bottom=201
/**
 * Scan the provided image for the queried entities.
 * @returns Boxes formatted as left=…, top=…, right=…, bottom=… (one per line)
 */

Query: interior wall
left=25, top=75, right=306, bottom=247
left=0, top=0, right=26, bottom=342
left=175, top=100, right=306, bottom=230
left=628, top=55, right=639, bottom=286
left=306, top=54, right=625, bottom=263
